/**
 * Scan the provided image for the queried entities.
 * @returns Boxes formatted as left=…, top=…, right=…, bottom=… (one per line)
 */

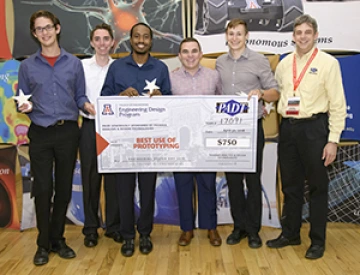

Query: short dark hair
left=30, top=10, right=61, bottom=40
left=293, top=14, right=318, bottom=34
left=130, top=22, right=153, bottom=39
left=226, top=18, right=248, bottom=34
left=90, top=23, right=114, bottom=41
left=179, top=37, right=202, bottom=53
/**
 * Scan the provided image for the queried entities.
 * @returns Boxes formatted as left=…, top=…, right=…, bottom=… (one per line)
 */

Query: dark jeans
left=173, top=172, right=217, bottom=231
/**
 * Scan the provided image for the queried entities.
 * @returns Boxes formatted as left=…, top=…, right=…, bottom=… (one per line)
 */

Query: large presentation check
left=95, top=96, right=258, bottom=172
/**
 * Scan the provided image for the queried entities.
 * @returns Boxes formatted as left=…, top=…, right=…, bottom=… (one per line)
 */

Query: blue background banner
left=338, top=54, right=360, bottom=141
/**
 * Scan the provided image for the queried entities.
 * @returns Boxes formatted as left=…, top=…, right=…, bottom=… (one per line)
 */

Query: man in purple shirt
left=170, top=38, right=222, bottom=247
left=17, top=10, right=94, bottom=266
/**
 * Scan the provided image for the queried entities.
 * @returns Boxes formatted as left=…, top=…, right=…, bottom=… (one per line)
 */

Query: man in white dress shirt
left=80, top=23, right=122, bottom=247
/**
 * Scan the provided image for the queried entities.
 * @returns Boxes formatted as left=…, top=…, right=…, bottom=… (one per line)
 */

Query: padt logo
left=216, top=100, right=249, bottom=116
left=102, top=104, right=114, bottom=115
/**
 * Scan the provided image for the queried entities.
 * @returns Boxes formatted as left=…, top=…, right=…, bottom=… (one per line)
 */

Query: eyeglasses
left=34, top=24, right=55, bottom=34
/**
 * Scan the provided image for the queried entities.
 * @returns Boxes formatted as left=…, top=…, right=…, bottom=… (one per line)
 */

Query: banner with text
left=195, top=1, right=360, bottom=54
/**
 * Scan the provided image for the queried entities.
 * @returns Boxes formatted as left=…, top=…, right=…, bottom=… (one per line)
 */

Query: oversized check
left=95, top=96, right=258, bottom=172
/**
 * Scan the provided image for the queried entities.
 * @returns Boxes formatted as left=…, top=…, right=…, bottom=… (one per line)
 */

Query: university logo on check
left=102, top=104, right=115, bottom=115
left=216, top=100, right=249, bottom=116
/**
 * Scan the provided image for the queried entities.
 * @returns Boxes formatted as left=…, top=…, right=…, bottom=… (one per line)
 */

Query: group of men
left=16, top=9, right=346, bottom=266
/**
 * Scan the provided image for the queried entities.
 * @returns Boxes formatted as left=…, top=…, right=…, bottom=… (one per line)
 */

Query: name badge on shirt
left=286, top=96, right=300, bottom=115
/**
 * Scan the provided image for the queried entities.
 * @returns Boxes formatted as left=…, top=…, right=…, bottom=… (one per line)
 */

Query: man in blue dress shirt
left=101, top=22, right=171, bottom=257
left=17, top=10, right=95, bottom=266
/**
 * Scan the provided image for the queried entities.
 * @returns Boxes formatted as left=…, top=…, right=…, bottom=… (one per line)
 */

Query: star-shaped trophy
left=13, top=89, right=32, bottom=112
left=264, top=102, right=275, bottom=116
left=142, top=78, right=159, bottom=96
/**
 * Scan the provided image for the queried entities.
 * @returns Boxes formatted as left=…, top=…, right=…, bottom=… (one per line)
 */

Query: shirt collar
left=295, top=47, right=317, bottom=60
left=125, top=53, right=154, bottom=67
left=180, top=65, right=202, bottom=76
left=35, top=47, right=67, bottom=63
left=89, top=55, right=113, bottom=66
left=89, top=55, right=97, bottom=65
left=227, top=47, right=250, bottom=61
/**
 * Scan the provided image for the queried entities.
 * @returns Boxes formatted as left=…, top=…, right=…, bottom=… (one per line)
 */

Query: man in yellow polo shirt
left=266, top=14, right=347, bottom=260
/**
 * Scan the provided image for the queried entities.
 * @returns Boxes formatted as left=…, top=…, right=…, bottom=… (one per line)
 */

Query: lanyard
left=293, top=48, right=318, bottom=92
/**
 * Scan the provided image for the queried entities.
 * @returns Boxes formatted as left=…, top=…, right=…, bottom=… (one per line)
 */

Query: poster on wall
left=194, top=0, right=360, bottom=54
left=303, top=144, right=360, bottom=224
left=19, top=145, right=35, bottom=230
left=0, top=146, right=20, bottom=230
left=135, top=172, right=180, bottom=225
left=11, top=0, right=184, bottom=58
left=0, top=0, right=12, bottom=59
left=338, top=54, right=360, bottom=141
left=0, top=60, right=30, bottom=145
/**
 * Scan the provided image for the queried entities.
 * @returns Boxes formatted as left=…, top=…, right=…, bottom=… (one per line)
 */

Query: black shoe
left=33, top=247, right=49, bottom=266
left=105, top=231, right=124, bottom=243
left=139, top=235, right=153, bottom=255
left=266, top=234, right=301, bottom=248
left=121, top=239, right=135, bottom=257
left=226, top=230, right=247, bottom=245
left=248, top=233, right=262, bottom=249
left=84, top=233, right=98, bottom=247
left=51, top=240, right=76, bottom=259
left=305, top=245, right=325, bottom=259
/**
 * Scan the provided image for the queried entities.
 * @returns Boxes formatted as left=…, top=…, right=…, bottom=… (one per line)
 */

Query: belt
left=55, top=120, right=65, bottom=126
left=51, top=120, right=76, bottom=126
left=31, top=120, right=75, bottom=129
left=284, top=113, right=326, bottom=125
left=82, top=117, right=94, bottom=122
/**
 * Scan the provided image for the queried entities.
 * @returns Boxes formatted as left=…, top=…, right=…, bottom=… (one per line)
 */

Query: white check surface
left=96, top=96, right=258, bottom=172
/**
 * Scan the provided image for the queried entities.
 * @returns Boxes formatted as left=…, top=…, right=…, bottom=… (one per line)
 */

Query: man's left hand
left=84, top=102, right=96, bottom=115
left=322, top=142, right=337, bottom=167
left=150, top=89, right=162, bottom=97
left=248, top=89, right=263, bottom=101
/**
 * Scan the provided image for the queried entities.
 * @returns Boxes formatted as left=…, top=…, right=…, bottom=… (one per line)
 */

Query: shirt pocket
left=300, top=73, right=323, bottom=94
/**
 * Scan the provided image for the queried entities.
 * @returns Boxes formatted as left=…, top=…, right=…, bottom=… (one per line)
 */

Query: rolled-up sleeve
left=259, top=55, right=278, bottom=91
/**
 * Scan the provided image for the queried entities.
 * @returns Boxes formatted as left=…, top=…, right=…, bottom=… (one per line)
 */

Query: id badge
left=285, top=96, right=300, bottom=115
